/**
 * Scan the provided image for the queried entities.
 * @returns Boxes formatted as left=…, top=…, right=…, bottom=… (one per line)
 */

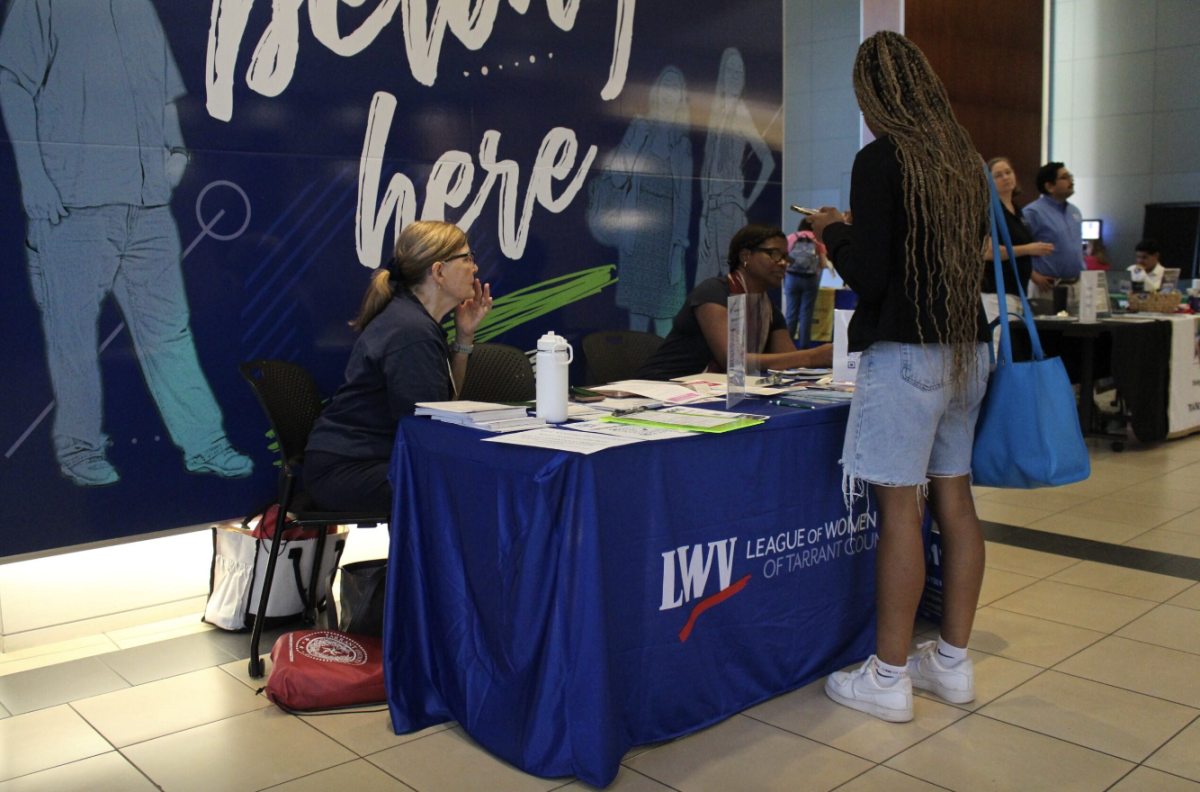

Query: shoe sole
left=825, top=684, right=913, bottom=723
left=910, top=677, right=975, bottom=705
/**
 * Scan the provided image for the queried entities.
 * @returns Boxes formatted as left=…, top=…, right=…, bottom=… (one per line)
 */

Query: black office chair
left=582, top=330, right=664, bottom=385
left=459, top=343, right=536, bottom=402
left=238, top=360, right=389, bottom=678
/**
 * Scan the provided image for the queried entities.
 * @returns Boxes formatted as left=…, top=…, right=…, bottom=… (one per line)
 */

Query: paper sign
left=832, top=309, right=860, bottom=384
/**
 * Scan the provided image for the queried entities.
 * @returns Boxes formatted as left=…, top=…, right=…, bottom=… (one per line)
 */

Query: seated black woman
left=636, top=223, right=834, bottom=380
left=303, top=220, right=493, bottom=512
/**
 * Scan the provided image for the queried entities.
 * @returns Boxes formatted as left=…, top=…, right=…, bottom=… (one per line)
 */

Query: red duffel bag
left=263, top=630, right=386, bottom=711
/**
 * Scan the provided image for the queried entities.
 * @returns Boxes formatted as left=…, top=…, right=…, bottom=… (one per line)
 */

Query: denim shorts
left=841, top=342, right=990, bottom=497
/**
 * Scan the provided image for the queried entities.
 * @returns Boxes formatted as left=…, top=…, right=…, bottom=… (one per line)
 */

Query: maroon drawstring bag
left=263, top=630, right=387, bottom=711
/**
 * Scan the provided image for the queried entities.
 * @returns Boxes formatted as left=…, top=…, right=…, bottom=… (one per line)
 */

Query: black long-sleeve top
left=983, top=200, right=1034, bottom=297
left=823, top=136, right=990, bottom=353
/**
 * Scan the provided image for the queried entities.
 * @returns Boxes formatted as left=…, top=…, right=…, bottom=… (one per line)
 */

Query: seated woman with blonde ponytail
left=303, top=221, right=493, bottom=512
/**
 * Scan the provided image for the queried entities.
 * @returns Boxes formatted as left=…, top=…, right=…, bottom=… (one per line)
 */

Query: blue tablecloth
left=384, top=402, right=879, bottom=787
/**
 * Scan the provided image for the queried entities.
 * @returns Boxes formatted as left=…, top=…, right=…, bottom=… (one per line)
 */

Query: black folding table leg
left=303, top=525, right=328, bottom=625
left=248, top=472, right=296, bottom=679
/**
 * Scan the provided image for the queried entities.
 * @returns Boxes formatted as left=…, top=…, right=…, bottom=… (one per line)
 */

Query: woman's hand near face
left=454, top=279, right=493, bottom=339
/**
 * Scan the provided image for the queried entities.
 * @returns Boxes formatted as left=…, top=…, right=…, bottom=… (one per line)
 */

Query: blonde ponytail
left=350, top=269, right=395, bottom=331
left=350, top=220, right=468, bottom=331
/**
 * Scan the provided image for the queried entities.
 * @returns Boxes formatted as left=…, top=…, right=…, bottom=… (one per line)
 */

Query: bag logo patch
left=294, top=632, right=368, bottom=665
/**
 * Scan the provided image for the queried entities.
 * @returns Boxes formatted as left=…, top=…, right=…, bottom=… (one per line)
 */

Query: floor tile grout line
left=976, top=670, right=1200, bottom=762
left=969, top=708, right=1147, bottom=768
left=621, top=764, right=687, bottom=792
left=1097, top=630, right=1200, bottom=661
left=0, top=705, right=123, bottom=787
left=253, top=757, right=362, bottom=792
left=1134, top=761, right=1200, bottom=788
left=984, top=592, right=1161, bottom=635
left=740, top=695, right=967, bottom=768
left=1101, top=764, right=1138, bottom=792
left=1041, top=574, right=1197, bottom=605
left=1138, top=711, right=1200, bottom=770
left=1048, top=660, right=1200, bottom=712
left=726, top=712, right=879, bottom=767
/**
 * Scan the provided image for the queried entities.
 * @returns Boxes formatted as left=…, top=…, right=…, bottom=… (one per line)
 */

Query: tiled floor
left=5, top=437, right=1200, bottom=790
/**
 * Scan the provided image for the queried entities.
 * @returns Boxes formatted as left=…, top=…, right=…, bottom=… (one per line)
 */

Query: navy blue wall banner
left=0, top=0, right=783, bottom=557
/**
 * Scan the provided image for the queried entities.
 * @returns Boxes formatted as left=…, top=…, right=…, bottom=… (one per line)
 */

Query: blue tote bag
left=971, top=171, right=1090, bottom=488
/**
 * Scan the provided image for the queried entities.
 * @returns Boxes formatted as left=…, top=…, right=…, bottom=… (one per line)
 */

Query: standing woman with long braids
left=810, top=31, right=992, bottom=723
left=303, top=221, right=493, bottom=512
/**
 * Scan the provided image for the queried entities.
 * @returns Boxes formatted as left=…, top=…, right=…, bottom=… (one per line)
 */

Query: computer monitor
left=1081, top=219, right=1103, bottom=241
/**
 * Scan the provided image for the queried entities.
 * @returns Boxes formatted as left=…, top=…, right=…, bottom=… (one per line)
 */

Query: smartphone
left=790, top=205, right=818, bottom=216
left=570, top=386, right=607, bottom=403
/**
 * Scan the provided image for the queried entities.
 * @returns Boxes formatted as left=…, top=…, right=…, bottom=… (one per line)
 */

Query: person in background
left=981, top=157, right=1053, bottom=336
left=636, top=223, right=833, bottom=380
left=1084, top=238, right=1111, bottom=271
left=304, top=221, right=493, bottom=512
left=811, top=31, right=991, bottom=724
left=1129, top=239, right=1166, bottom=292
left=784, top=216, right=829, bottom=348
left=1023, top=161, right=1086, bottom=306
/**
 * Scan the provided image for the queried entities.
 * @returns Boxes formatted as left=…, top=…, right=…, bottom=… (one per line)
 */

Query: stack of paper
left=604, top=405, right=766, bottom=434
left=414, top=401, right=546, bottom=433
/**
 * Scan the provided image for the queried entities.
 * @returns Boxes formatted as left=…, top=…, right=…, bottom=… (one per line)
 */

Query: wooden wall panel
left=905, top=0, right=1045, bottom=205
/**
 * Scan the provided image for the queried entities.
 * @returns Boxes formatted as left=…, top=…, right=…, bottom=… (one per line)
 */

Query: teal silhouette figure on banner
left=696, top=48, right=775, bottom=282
left=0, top=0, right=252, bottom=486
left=591, top=66, right=693, bottom=338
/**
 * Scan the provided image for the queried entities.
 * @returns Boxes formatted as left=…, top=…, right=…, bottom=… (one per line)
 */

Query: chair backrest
left=459, top=343, right=536, bottom=402
left=238, top=360, right=324, bottom=468
left=582, top=331, right=664, bottom=385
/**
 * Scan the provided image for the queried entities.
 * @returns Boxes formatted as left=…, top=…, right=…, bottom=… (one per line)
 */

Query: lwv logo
left=659, top=538, right=750, bottom=642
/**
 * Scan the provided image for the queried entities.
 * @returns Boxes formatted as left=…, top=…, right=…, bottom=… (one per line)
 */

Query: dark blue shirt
left=306, top=290, right=451, bottom=461
left=1023, top=194, right=1085, bottom=279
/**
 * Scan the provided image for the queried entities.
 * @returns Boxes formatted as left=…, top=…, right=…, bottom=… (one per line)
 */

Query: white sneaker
left=824, top=657, right=913, bottom=723
left=907, top=640, right=975, bottom=704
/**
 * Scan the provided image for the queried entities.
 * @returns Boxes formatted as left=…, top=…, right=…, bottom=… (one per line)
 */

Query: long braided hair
left=853, top=31, right=989, bottom=393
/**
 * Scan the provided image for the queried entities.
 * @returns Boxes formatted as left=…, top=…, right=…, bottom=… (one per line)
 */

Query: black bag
left=327, top=560, right=387, bottom=637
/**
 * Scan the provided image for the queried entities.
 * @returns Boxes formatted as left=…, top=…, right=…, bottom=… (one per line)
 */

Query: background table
left=383, top=403, right=879, bottom=787
left=1023, top=317, right=1173, bottom=443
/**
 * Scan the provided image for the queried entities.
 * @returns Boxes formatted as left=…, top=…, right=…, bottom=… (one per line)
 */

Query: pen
left=610, top=406, right=651, bottom=417
left=769, top=399, right=816, bottom=410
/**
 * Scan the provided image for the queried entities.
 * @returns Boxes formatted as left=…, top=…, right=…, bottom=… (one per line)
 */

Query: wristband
left=451, top=340, right=474, bottom=355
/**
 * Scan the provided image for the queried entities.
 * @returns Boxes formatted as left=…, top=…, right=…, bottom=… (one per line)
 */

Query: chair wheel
left=248, top=655, right=265, bottom=679
left=1111, top=441, right=1125, bottom=452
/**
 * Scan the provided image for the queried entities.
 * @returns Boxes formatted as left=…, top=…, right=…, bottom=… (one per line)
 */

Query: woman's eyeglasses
left=754, top=247, right=795, bottom=265
left=444, top=250, right=476, bottom=265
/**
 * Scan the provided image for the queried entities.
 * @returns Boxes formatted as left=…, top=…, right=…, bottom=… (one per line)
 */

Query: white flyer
left=588, top=381, right=707, bottom=404
left=482, top=427, right=639, bottom=454
left=563, top=421, right=693, bottom=440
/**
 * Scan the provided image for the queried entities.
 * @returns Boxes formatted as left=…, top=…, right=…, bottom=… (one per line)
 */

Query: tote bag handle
left=986, top=167, right=1046, bottom=366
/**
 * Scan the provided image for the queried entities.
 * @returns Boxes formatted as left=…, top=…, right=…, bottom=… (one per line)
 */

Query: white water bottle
left=535, top=332, right=573, bottom=423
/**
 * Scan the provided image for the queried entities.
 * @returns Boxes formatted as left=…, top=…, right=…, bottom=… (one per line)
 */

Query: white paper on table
left=563, top=420, right=693, bottom=440
left=589, top=381, right=708, bottom=404
left=482, top=427, right=639, bottom=454
left=657, top=405, right=768, bottom=421
left=833, top=309, right=860, bottom=384
left=680, top=379, right=728, bottom=398
left=588, top=397, right=663, bottom=412
left=415, top=400, right=515, bottom=414
left=1079, top=271, right=1099, bottom=323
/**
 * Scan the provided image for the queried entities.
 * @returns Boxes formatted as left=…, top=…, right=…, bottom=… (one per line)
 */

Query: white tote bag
left=204, top=523, right=347, bottom=631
